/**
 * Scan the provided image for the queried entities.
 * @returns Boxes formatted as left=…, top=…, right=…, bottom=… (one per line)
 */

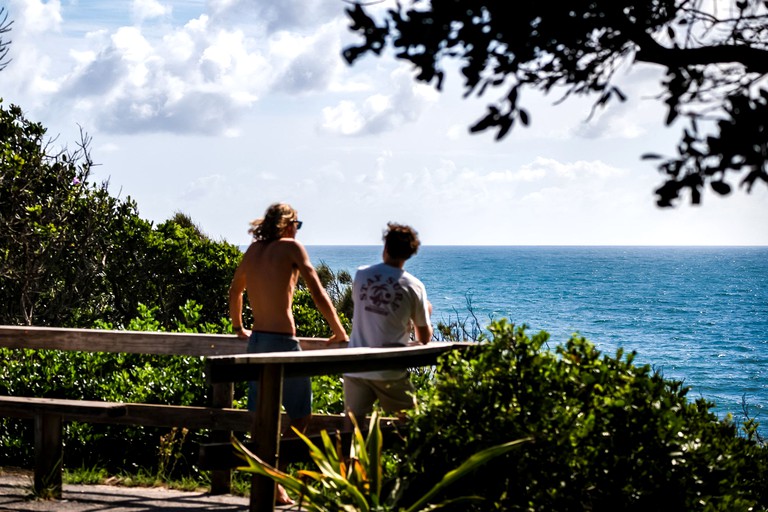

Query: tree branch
left=636, top=43, right=768, bottom=74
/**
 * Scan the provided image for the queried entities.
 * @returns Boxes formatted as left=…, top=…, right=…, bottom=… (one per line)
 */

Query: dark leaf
left=519, top=109, right=529, bottom=126
left=496, top=116, right=513, bottom=140
left=507, top=86, right=518, bottom=106
left=470, top=107, right=500, bottom=133
left=665, top=107, right=679, bottom=125
left=691, top=187, right=701, bottom=204
left=710, top=180, right=732, bottom=195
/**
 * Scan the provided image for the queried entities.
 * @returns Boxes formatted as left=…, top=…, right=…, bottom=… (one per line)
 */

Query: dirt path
left=0, top=468, right=257, bottom=511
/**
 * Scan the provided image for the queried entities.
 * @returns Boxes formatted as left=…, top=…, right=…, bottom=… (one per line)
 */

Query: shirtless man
left=229, top=203, right=348, bottom=435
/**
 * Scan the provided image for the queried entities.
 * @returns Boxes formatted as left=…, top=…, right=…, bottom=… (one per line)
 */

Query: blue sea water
left=307, top=245, right=768, bottom=437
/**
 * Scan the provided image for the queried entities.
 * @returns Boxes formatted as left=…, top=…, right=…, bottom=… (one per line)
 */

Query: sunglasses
left=293, top=220, right=303, bottom=230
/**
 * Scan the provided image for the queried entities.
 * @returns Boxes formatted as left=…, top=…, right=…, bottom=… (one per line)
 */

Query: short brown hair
left=249, top=203, right=297, bottom=242
left=383, top=222, right=420, bottom=260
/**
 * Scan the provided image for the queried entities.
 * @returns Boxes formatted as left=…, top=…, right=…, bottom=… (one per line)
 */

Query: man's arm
left=414, top=325, right=433, bottom=345
left=228, top=262, right=250, bottom=339
left=291, top=242, right=349, bottom=342
left=414, top=300, right=433, bottom=344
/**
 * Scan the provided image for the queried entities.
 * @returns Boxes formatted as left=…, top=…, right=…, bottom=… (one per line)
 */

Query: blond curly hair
left=249, top=203, right=298, bottom=242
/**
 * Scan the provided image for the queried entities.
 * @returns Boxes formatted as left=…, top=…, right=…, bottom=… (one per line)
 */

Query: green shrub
left=0, top=300, right=228, bottom=476
left=399, top=320, right=768, bottom=511
left=315, top=261, right=354, bottom=320
left=0, top=288, right=350, bottom=477
left=0, top=100, right=141, bottom=327
left=234, top=411, right=531, bottom=511
left=0, top=100, right=242, bottom=330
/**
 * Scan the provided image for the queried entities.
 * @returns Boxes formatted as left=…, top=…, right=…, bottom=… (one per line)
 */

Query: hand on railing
left=233, top=326, right=251, bottom=339
left=327, top=332, right=350, bottom=344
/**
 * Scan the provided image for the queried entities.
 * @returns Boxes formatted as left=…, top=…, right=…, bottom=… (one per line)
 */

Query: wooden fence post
left=250, top=364, right=283, bottom=512
left=210, top=381, right=235, bottom=495
left=34, top=414, right=62, bottom=498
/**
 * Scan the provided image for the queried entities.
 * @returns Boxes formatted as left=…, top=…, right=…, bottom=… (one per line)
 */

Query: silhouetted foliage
left=344, top=0, right=768, bottom=207
left=0, top=8, right=11, bottom=72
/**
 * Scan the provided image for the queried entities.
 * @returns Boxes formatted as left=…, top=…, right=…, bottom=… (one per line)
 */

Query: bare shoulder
left=276, top=238, right=306, bottom=255
left=275, top=239, right=314, bottom=269
left=242, top=241, right=265, bottom=259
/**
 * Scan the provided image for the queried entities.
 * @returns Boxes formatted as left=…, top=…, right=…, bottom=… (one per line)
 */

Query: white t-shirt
left=345, top=262, right=431, bottom=380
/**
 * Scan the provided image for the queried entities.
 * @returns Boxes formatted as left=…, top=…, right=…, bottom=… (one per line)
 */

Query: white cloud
left=321, top=100, right=365, bottom=135
left=320, top=66, right=440, bottom=136
left=0, top=1, right=763, bottom=247
left=15, top=0, right=62, bottom=33
left=132, top=0, right=171, bottom=23
left=271, top=22, right=347, bottom=94
left=50, top=16, right=274, bottom=135
left=1, top=2, right=353, bottom=136
left=0, top=0, right=63, bottom=101
left=181, top=174, right=226, bottom=201
left=486, top=167, right=547, bottom=183
left=223, top=0, right=341, bottom=33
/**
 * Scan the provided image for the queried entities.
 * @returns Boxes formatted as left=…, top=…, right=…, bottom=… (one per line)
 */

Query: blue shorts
left=247, top=331, right=311, bottom=419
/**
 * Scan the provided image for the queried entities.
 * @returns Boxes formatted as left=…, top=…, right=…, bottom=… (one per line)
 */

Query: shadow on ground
left=0, top=468, right=256, bottom=511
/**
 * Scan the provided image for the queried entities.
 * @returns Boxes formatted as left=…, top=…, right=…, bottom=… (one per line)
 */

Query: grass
left=63, top=465, right=212, bottom=493
left=10, top=463, right=264, bottom=498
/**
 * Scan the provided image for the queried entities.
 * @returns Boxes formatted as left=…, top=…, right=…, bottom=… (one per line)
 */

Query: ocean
left=306, top=245, right=768, bottom=438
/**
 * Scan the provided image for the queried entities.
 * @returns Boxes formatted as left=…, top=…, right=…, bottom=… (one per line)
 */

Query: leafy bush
left=0, top=101, right=242, bottom=330
left=0, top=301, right=226, bottom=477
left=0, top=100, right=140, bottom=327
left=399, top=320, right=768, bottom=511
left=234, top=411, right=531, bottom=511
left=110, top=214, right=242, bottom=329
left=0, top=290, right=350, bottom=478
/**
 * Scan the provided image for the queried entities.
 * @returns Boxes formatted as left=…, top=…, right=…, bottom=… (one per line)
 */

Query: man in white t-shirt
left=343, top=223, right=433, bottom=421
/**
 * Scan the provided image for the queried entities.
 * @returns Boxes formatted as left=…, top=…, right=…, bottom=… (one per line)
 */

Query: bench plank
left=0, top=397, right=124, bottom=499
left=206, top=343, right=472, bottom=383
left=0, top=326, right=247, bottom=356
left=0, top=396, right=127, bottom=418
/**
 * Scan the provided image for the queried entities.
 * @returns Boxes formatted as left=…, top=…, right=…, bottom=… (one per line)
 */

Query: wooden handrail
left=0, top=325, right=476, bottom=511
left=0, top=325, right=349, bottom=355
left=206, top=343, right=475, bottom=383
left=204, top=340, right=475, bottom=511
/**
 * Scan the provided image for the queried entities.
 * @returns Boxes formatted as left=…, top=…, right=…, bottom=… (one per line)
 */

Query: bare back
left=230, top=229, right=347, bottom=342
left=235, top=239, right=302, bottom=334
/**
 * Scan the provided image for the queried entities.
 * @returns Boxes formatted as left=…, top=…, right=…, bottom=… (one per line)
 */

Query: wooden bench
left=0, top=326, right=348, bottom=498
left=0, top=396, right=128, bottom=496
left=0, top=326, right=472, bottom=511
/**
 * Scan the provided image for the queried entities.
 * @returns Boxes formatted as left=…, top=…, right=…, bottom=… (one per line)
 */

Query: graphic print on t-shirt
left=359, top=273, right=404, bottom=316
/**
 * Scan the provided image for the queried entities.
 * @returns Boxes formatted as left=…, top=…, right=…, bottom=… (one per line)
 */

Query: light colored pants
left=343, top=374, right=416, bottom=419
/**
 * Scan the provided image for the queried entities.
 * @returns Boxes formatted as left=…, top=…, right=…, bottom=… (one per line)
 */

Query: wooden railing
left=0, top=326, right=473, bottom=511
left=205, top=343, right=473, bottom=511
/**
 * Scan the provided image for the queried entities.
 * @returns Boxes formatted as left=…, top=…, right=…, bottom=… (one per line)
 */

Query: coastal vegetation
left=1, top=81, right=767, bottom=509
left=235, top=411, right=532, bottom=511
left=400, top=321, right=767, bottom=510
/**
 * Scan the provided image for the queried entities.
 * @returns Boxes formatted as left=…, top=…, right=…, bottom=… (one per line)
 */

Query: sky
left=0, top=0, right=766, bottom=246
